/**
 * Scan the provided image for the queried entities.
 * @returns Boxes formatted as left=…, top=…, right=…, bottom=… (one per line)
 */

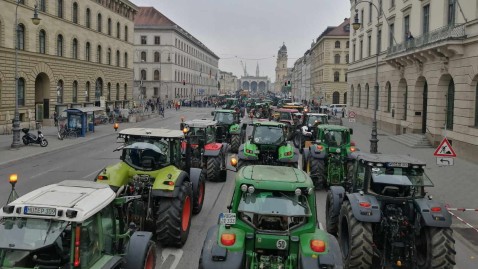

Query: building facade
left=0, top=0, right=137, bottom=131
left=347, top=0, right=478, bottom=162
left=134, top=7, right=219, bottom=103
left=274, top=43, right=289, bottom=93
left=239, top=62, right=270, bottom=93
left=219, top=71, right=237, bottom=95
left=310, top=18, right=350, bottom=105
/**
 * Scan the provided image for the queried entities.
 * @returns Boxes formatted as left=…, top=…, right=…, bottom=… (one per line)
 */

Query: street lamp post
left=12, top=1, right=41, bottom=149
left=352, top=0, right=395, bottom=154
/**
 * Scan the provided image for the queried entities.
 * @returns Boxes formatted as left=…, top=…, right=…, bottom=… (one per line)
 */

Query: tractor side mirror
left=248, top=135, right=252, bottom=140
left=349, top=128, right=353, bottom=135
left=211, top=111, right=215, bottom=116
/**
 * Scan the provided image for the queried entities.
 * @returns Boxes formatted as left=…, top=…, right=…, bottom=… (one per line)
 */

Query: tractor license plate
left=24, top=206, right=56, bottom=216
left=219, top=213, right=236, bottom=225
left=388, top=162, right=409, bottom=168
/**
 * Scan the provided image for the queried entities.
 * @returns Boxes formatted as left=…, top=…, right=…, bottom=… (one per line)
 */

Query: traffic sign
left=436, top=157, right=454, bottom=166
left=348, top=118, right=356, bottom=123
left=433, top=137, right=457, bottom=157
left=348, top=111, right=356, bottom=118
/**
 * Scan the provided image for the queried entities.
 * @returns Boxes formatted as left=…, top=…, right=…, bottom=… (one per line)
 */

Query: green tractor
left=211, top=109, right=244, bottom=153
left=95, top=128, right=206, bottom=247
left=198, top=165, right=343, bottom=269
left=237, top=121, right=299, bottom=169
left=222, top=98, right=240, bottom=110
left=302, top=125, right=357, bottom=190
left=180, top=119, right=228, bottom=182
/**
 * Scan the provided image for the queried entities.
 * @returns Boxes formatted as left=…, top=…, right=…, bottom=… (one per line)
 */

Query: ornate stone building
left=0, top=0, right=137, bottom=132
left=274, top=43, right=289, bottom=93
left=219, top=71, right=237, bottom=95
left=239, top=62, right=270, bottom=93
left=347, top=0, right=478, bottom=162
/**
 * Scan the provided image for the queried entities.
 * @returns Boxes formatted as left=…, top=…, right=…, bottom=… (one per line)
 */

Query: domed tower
left=275, top=43, right=288, bottom=92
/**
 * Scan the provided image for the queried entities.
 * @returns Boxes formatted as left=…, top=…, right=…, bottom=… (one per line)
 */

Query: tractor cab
left=181, top=119, right=218, bottom=149
left=222, top=98, right=239, bottom=109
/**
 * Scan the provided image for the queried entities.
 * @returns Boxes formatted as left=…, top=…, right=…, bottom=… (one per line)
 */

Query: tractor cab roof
left=249, top=121, right=285, bottom=127
left=183, top=119, right=217, bottom=128
left=1, top=180, right=116, bottom=222
left=214, top=109, right=236, bottom=113
left=317, top=124, right=351, bottom=131
left=305, top=113, right=328, bottom=116
left=274, top=108, right=299, bottom=113
left=236, top=165, right=312, bottom=190
left=119, top=128, right=184, bottom=138
left=351, top=152, right=427, bottom=166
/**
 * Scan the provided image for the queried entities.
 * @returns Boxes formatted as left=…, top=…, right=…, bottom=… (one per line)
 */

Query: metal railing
left=387, top=24, right=466, bottom=57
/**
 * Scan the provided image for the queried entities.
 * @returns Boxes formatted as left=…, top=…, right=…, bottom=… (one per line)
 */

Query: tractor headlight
left=247, top=186, right=255, bottom=194
left=241, top=184, right=248, bottom=192
left=295, top=188, right=302, bottom=196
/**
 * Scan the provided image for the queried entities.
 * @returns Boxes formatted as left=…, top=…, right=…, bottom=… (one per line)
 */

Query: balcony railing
left=387, top=24, right=466, bottom=57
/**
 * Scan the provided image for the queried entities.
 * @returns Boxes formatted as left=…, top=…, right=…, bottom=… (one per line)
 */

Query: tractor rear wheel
left=207, top=156, right=221, bottom=182
left=156, top=181, right=193, bottom=247
left=308, top=157, right=325, bottom=190
left=326, top=190, right=339, bottom=235
left=416, top=227, right=456, bottom=269
left=192, top=171, right=206, bottom=214
left=338, top=201, right=373, bottom=269
left=230, top=134, right=240, bottom=153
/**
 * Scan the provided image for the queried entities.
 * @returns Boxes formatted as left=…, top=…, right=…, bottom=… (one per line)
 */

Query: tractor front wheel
left=156, top=181, right=193, bottom=247
left=416, top=227, right=456, bottom=268
left=207, top=155, right=222, bottom=182
left=230, top=135, right=240, bottom=153
left=308, top=157, right=325, bottom=190
left=326, top=190, right=339, bottom=235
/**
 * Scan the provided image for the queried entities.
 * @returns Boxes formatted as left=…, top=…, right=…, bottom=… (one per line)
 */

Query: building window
left=116, top=50, right=120, bottom=67
left=154, top=70, right=160, bottom=80
left=107, top=18, right=112, bottom=35
left=141, top=36, right=147, bottom=45
left=386, top=82, right=391, bottom=112
left=72, top=38, right=78, bottom=59
left=72, top=81, right=78, bottom=103
left=389, top=23, right=394, bottom=48
left=57, top=80, right=63, bottom=104
left=361, top=9, right=364, bottom=26
left=17, top=24, right=25, bottom=50
left=351, top=86, right=355, bottom=106
left=141, top=69, right=146, bottom=80
left=390, top=0, right=395, bottom=8
left=154, top=87, right=159, bottom=96
left=365, top=84, right=370, bottom=108
left=141, top=51, right=146, bottom=62
left=378, top=29, right=382, bottom=53
left=154, top=52, right=160, bottom=62
left=334, top=71, right=340, bottom=82
left=39, top=30, right=46, bottom=54
left=116, top=83, right=120, bottom=100
left=39, top=0, right=46, bottom=12
left=72, top=2, right=78, bottom=23
left=155, top=36, right=160, bottom=45
left=107, top=48, right=111, bottom=65
left=85, top=42, right=90, bottom=61
left=97, top=45, right=102, bottom=63
left=57, top=0, right=63, bottom=18
left=97, top=13, right=102, bottom=32
left=359, top=40, right=363, bottom=60
left=447, top=79, right=455, bottom=130
left=116, top=22, right=120, bottom=39
left=448, top=0, right=455, bottom=26
left=475, top=83, right=478, bottom=127
left=369, top=2, right=373, bottom=23
left=85, top=81, right=90, bottom=102
left=358, top=85, right=362, bottom=107
left=353, top=44, right=356, bottom=62
left=423, top=4, right=430, bottom=34
left=379, top=0, right=383, bottom=15
left=345, top=54, right=349, bottom=63
left=346, top=41, right=349, bottom=48
left=124, top=25, right=128, bottom=41
left=57, top=34, right=63, bottom=56
left=124, top=84, right=127, bottom=100
left=345, top=73, right=348, bottom=82
left=124, top=52, right=128, bottom=68
left=404, top=15, right=410, bottom=40
left=335, top=41, right=340, bottom=48
left=334, top=54, right=340, bottom=64
left=18, top=77, right=25, bottom=106
left=86, top=9, right=91, bottom=28
left=107, top=83, right=111, bottom=101
left=368, top=35, right=372, bottom=57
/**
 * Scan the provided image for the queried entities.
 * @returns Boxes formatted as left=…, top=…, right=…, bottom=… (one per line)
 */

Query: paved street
left=0, top=108, right=477, bottom=268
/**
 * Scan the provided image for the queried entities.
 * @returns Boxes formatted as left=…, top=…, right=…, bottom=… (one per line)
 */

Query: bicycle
left=58, top=126, right=78, bottom=140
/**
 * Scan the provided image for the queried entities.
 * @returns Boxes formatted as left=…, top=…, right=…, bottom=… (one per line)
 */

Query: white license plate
left=24, top=206, right=56, bottom=216
left=219, top=213, right=236, bottom=225
left=388, top=162, right=409, bottom=168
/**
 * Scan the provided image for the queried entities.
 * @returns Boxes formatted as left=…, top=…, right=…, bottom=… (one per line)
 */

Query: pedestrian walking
left=53, top=111, right=58, bottom=127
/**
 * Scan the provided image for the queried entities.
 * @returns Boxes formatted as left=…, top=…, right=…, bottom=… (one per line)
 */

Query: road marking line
left=30, top=168, right=56, bottom=179
left=319, top=222, right=324, bottom=230
left=82, top=169, right=102, bottom=179
left=160, top=248, right=183, bottom=269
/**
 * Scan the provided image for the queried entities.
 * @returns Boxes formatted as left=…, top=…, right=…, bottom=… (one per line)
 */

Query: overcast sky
left=132, top=0, right=351, bottom=82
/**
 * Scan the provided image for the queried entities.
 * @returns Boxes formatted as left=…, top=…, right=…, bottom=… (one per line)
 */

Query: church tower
left=275, top=43, right=288, bottom=93
left=256, top=62, right=260, bottom=77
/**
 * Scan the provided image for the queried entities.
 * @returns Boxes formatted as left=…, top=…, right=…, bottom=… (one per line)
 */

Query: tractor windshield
left=370, top=166, right=434, bottom=197
left=323, top=130, right=347, bottom=147
left=214, top=112, right=234, bottom=125
left=252, top=126, right=284, bottom=145
left=123, top=141, right=169, bottom=170
left=307, top=115, right=328, bottom=125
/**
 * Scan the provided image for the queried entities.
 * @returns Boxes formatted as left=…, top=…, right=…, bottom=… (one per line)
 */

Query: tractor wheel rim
left=144, top=248, right=154, bottom=269
left=198, top=181, right=205, bottom=206
left=182, top=196, right=191, bottom=231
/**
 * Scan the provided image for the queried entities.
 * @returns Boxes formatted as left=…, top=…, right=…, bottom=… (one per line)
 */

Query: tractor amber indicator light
left=359, top=202, right=371, bottom=208
left=230, top=157, right=238, bottom=167
left=114, top=123, right=119, bottom=131
left=350, top=146, right=356, bottom=152
left=285, top=151, right=292, bottom=156
left=74, top=226, right=81, bottom=267
left=310, top=239, right=326, bottom=252
left=431, top=207, right=441, bottom=212
left=316, top=145, right=324, bottom=151
left=221, top=233, right=236, bottom=246
left=97, top=175, right=107, bottom=180
left=9, top=174, right=18, bottom=184
left=164, top=181, right=175, bottom=186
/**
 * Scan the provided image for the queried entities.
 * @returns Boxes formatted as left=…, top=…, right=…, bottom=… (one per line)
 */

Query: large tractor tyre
left=293, top=132, right=302, bottom=149
left=192, top=171, right=206, bottom=214
left=125, top=239, right=156, bottom=269
left=207, top=156, right=221, bottom=182
left=156, top=181, right=193, bottom=247
left=326, top=190, right=339, bottom=235
left=230, top=134, right=241, bottom=153
left=308, top=157, right=325, bottom=190
left=416, top=227, right=456, bottom=269
left=338, top=201, right=373, bottom=269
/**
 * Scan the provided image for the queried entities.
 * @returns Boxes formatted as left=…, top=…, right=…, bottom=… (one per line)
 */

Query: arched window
left=18, top=77, right=25, bottom=106
left=358, top=85, right=362, bottom=107
left=351, top=86, right=355, bottom=106
left=97, top=13, right=102, bottom=32
left=85, top=81, right=90, bottom=102
left=124, top=84, right=128, bottom=100
left=72, top=38, right=78, bottom=59
left=17, top=24, right=25, bottom=50
left=116, top=22, right=120, bottom=38
left=124, top=25, right=128, bottom=41
left=86, top=8, right=91, bottom=28
left=365, top=84, right=370, bottom=108
left=107, top=48, right=111, bottom=65
left=57, top=0, right=63, bottom=18
left=141, top=69, right=146, bottom=80
left=107, top=18, right=112, bottom=35
left=334, top=71, right=340, bottom=82
left=346, top=41, right=350, bottom=48
left=57, top=34, right=63, bottom=56
left=386, top=82, right=391, bottom=112
left=334, top=54, right=340, bottom=64
left=124, top=52, right=128, bottom=68
left=333, top=91, right=340, bottom=104
left=344, top=92, right=347, bottom=104
left=72, top=2, right=78, bottom=23
left=39, top=30, right=46, bottom=54
left=97, top=45, right=102, bottom=63
left=345, top=54, right=349, bottom=63
left=107, top=83, right=111, bottom=101
left=141, top=51, right=146, bottom=62
left=154, top=52, right=160, bottom=62
left=154, top=70, right=160, bottom=80
left=85, top=42, right=90, bottom=61
left=72, top=81, right=78, bottom=103
left=116, top=83, right=120, bottom=100
left=116, top=50, right=120, bottom=66
left=446, top=79, right=455, bottom=130
left=335, top=41, right=340, bottom=48
left=39, top=0, right=46, bottom=12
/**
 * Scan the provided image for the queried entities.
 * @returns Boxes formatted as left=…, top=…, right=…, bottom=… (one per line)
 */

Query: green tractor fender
left=229, top=123, right=241, bottom=135
left=238, top=142, right=259, bottom=161
left=151, top=166, right=190, bottom=197
left=278, top=143, right=299, bottom=163
left=299, top=232, right=343, bottom=268
left=199, top=225, right=245, bottom=269
left=345, top=193, right=381, bottom=222
left=95, top=162, right=132, bottom=188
